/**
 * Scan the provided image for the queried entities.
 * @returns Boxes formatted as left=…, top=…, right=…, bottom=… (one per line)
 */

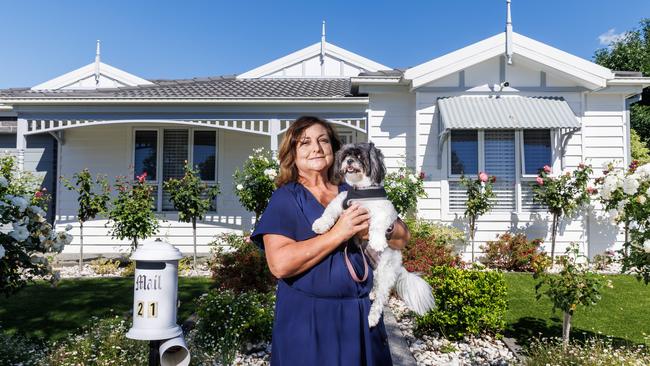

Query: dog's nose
left=346, top=158, right=354, bottom=165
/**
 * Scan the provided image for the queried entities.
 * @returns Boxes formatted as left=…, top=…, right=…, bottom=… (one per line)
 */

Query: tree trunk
left=192, top=218, right=197, bottom=272
left=562, top=311, right=572, bottom=350
left=470, top=217, right=476, bottom=263
left=551, top=213, right=559, bottom=264
left=133, top=238, right=138, bottom=249
left=624, top=220, right=630, bottom=256
left=79, top=222, right=84, bottom=271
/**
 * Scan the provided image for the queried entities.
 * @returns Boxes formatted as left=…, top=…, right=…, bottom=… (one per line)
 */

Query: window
left=448, top=129, right=553, bottom=213
left=450, top=130, right=478, bottom=175
left=193, top=131, right=216, bottom=181
left=133, top=128, right=218, bottom=212
left=523, top=130, right=551, bottom=175
left=134, top=131, right=157, bottom=180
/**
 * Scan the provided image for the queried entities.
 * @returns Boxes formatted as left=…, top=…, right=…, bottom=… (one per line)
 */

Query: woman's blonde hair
left=276, top=116, right=342, bottom=187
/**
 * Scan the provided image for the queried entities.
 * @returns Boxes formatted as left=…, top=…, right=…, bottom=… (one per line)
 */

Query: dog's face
left=335, top=142, right=386, bottom=187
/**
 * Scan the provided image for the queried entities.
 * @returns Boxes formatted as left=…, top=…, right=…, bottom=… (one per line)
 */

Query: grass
left=504, top=272, right=650, bottom=347
left=0, top=277, right=212, bottom=341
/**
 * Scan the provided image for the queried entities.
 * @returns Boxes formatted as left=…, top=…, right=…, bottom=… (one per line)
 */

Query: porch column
left=270, top=118, right=280, bottom=158
left=16, top=118, right=27, bottom=170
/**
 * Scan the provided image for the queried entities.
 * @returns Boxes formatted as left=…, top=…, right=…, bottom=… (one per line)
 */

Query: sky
left=0, top=0, right=648, bottom=88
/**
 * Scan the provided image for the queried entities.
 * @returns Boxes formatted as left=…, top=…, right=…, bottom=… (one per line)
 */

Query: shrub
left=107, top=173, right=158, bottom=249
left=416, top=266, right=507, bottom=340
left=89, top=257, right=121, bottom=275
left=384, top=167, right=427, bottom=217
left=523, top=336, right=650, bottom=366
left=0, top=329, right=47, bottom=366
left=592, top=250, right=615, bottom=271
left=403, top=219, right=463, bottom=272
left=233, top=148, right=278, bottom=221
left=209, top=233, right=276, bottom=293
left=481, top=233, right=550, bottom=272
left=45, top=316, right=147, bottom=366
left=191, top=289, right=275, bottom=366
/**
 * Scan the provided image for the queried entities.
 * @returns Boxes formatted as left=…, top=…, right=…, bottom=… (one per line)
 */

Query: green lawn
left=2, top=274, right=649, bottom=348
left=0, top=277, right=212, bottom=341
left=504, top=272, right=650, bottom=347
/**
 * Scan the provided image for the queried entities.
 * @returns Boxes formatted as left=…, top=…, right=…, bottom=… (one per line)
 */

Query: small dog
left=312, top=142, right=435, bottom=327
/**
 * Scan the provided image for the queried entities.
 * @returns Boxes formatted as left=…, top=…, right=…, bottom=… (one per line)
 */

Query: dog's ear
left=334, top=145, right=350, bottom=179
left=367, top=143, right=386, bottom=184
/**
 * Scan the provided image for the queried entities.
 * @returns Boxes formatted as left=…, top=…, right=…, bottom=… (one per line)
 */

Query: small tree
left=107, top=173, right=158, bottom=249
left=460, top=172, right=496, bottom=262
left=233, top=148, right=278, bottom=223
left=532, top=164, right=592, bottom=263
left=384, top=167, right=427, bottom=217
left=61, top=169, right=110, bottom=270
left=0, top=156, right=73, bottom=296
left=534, top=243, right=609, bottom=349
left=163, top=163, right=220, bottom=271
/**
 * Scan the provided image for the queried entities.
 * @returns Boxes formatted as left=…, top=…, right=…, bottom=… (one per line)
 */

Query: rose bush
left=0, top=156, right=72, bottom=296
left=532, top=163, right=593, bottom=263
left=384, top=167, right=427, bottom=217
left=233, top=148, right=279, bottom=222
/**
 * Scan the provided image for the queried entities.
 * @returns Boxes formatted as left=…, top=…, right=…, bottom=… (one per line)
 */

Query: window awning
left=437, top=96, right=580, bottom=130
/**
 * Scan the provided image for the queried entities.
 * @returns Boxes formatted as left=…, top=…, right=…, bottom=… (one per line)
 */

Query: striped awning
left=437, top=96, right=580, bottom=130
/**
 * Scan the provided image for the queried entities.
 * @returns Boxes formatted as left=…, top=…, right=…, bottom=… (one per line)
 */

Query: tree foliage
left=107, top=173, right=158, bottom=249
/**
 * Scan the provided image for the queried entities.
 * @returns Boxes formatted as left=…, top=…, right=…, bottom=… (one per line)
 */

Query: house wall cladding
left=366, top=58, right=627, bottom=259
left=56, top=124, right=268, bottom=254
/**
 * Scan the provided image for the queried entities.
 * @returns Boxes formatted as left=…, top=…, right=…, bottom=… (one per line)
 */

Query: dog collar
left=342, top=186, right=388, bottom=209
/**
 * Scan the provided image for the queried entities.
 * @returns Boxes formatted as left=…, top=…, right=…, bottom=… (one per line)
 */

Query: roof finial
left=505, top=0, right=513, bottom=65
left=94, top=40, right=101, bottom=85
left=320, top=20, right=326, bottom=65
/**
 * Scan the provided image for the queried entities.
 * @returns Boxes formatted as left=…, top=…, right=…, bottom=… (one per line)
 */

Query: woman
left=251, top=116, right=410, bottom=365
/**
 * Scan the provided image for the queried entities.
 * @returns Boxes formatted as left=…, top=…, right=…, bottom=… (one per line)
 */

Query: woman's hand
left=329, top=203, right=370, bottom=243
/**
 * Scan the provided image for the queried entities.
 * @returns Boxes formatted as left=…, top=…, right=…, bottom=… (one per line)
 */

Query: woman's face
left=295, top=124, right=334, bottom=177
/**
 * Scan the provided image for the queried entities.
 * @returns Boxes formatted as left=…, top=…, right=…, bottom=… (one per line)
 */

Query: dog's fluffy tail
left=395, top=267, right=435, bottom=316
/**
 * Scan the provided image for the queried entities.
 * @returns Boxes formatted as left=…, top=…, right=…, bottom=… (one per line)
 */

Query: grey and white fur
left=312, top=142, right=435, bottom=327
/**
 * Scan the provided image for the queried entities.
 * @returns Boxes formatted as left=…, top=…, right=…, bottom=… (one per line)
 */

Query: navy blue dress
left=252, top=182, right=393, bottom=366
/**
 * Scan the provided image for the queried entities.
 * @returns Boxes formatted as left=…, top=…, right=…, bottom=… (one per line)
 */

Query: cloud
left=598, top=28, right=626, bottom=46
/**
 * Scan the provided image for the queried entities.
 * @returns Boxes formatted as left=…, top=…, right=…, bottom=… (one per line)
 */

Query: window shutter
left=484, top=130, right=515, bottom=211
left=162, top=129, right=189, bottom=211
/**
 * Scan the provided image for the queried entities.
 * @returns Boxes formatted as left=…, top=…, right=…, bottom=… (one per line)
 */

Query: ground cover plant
left=523, top=336, right=650, bottom=366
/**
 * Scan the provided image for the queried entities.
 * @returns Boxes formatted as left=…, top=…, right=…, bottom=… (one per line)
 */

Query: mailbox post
left=126, top=238, right=190, bottom=366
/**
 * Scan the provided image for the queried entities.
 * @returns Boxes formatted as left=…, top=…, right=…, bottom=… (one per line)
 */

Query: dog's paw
left=369, top=290, right=376, bottom=301
left=368, top=240, right=387, bottom=253
left=312, top=218, right=332, bottom=234
left=368, top=309, right=381, bottom=328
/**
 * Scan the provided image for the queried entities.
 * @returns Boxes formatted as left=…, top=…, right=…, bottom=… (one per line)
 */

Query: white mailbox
left=126, top=239, right=190, bottom=366
left=127, top=238, right=183, bottom=341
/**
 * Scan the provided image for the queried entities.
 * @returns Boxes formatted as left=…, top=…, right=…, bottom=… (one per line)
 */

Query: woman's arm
left=264, top=204, right=369, bottom=279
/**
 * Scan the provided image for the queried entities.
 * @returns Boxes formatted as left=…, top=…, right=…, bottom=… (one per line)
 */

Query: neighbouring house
left=1, top=20, right=649, bottom=259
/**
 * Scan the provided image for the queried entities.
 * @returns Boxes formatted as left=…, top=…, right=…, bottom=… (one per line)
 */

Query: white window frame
left=447, top=128, right=554, bottom=213
left=132, top=127, right=219, bottom=213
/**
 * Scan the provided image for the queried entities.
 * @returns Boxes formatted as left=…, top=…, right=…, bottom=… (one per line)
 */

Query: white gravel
left=388, top=297, right=517, bottom=366
left=53, top=262, right=212, bottom=278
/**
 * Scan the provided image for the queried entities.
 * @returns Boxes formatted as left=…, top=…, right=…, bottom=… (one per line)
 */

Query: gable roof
left=237, top=41, right=389, bottom=79
left=31, top=62, right=154, bottom=90
left=403, top=32, right=615, bottom=90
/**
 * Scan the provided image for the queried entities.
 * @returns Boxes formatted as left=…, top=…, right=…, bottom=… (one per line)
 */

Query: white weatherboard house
left=1, top=19, right=649, bottom=259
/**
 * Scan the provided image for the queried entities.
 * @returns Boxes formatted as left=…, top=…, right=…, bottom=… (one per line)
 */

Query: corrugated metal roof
left=438, top=96, right=580, bottom=130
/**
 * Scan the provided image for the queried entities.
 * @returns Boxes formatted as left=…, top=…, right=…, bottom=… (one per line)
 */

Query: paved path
left=383, top=307, right=417, bottom=366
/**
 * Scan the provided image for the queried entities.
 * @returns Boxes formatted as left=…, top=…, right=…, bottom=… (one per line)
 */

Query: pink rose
left=479, top=172, right=488, bottom=182
left=587, top=186, right=597, bottom=195
left=536, top=177, right=544, bottom=185
left=543, top=165, right=552, bottom=174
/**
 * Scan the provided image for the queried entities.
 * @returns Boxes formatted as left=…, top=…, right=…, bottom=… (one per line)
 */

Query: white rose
left=408, top=174, right=418, bottom=183
left=639, top=195, right=647, bottom=204
left=0, top=176, right=7, bottom=187
left=623, top=175, right=639, bottom=195
left=236, top=184, right=244, bottom=191
left=11, top=196, right=28, bottom=213
left=0, top=244, right=5, bottom=259
left=607, top=208, right=619, bottom=224
left=65, top=224, right=73, bottom=231
left=646, top=186, right=650, bottom=197
left=30, top=205, right=46, bottom=218
left=9, top=224, right=29, bottom=242
left=644, top=240, right=650, bottom=253
left=617, top=200, right=627, bottom=211
left=637, top=164, right=650, bottom=179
